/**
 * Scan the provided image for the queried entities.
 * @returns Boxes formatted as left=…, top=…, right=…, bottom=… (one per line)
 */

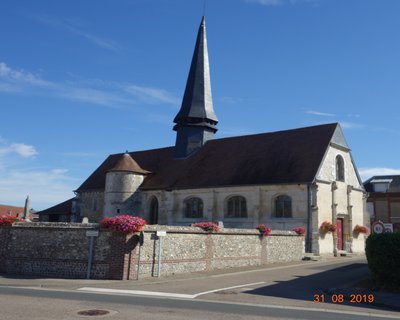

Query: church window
left=92, top=196, right=98, bottom=211
left=275, top=195, right=292, bottom=218
left=184, top=197, right=203, bottom=218
left=225, top=196, right=247, bottom=218
left=336, top=155, right=345, bottom=182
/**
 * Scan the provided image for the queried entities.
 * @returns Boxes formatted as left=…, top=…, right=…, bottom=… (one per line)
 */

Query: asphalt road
left=0, top=286, right=399, bottom=320
left=1, top=257, right=399, bottom=319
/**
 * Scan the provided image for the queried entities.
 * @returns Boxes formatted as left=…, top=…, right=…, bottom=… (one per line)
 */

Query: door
left=336, top=218, right=344, bottom=250
left=149, top=197, right=159, bottom=225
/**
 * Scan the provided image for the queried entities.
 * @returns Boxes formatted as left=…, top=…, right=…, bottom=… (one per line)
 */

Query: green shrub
left=365, top=233, right=400, bottom=291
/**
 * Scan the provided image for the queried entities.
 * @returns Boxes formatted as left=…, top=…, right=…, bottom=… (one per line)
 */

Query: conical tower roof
left=108, top=153, right=150, bottom=175
left=173, top=16, right=218, bottom=129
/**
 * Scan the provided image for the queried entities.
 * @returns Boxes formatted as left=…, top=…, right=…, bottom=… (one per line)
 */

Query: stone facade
left=0, top=223, right=303, bottom=280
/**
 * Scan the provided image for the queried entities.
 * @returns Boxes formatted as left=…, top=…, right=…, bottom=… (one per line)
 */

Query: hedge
left=365, top=233, right=400, bottom=291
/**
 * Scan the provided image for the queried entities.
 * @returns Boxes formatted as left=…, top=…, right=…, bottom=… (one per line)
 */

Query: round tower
left=103, top=153, right=150, bottom=218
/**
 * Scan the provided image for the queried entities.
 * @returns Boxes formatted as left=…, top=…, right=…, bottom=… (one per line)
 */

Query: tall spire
left=173, top=16, right=218, bottom=158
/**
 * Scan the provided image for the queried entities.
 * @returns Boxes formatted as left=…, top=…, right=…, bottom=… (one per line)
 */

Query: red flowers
left=192, top=222, right=220, bottom=232
left=320, top=221, right=336, bottom=233
left=353, top=225, right=368, bottom=234
left=292, top=226, right=306, bottom=235
left=0, top=216, right=23, bottom=226
left=256, top=224, right=272, bottom=236
left=100, top=215, right=147, bottom=234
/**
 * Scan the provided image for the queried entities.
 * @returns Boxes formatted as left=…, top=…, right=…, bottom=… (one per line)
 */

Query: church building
left=39, top=17, right=368, bottom=256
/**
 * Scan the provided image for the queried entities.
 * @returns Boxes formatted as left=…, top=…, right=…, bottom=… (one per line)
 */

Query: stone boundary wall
left=0, top=223, right=304, bottom=280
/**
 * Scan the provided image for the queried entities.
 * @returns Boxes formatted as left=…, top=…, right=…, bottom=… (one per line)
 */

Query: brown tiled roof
left=36, top=198, right=74, bottom=215
left=108, top=153, right=150, bottom=174
left=76, top=123, right=338, bottom=192
left=0, top=204, right=24, bottom=216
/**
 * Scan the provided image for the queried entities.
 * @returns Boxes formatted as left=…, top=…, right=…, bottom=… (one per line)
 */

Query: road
left=1, top=257, right=399, bottom=319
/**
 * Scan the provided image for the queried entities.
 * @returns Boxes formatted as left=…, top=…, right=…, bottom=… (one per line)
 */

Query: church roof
left=173, top=16, right=218, bottom=127
left=36, top=198, right=74, bottom=216
left=76, top=123, right=338, bottom=192
left=108, top=153, right=150, bottom=175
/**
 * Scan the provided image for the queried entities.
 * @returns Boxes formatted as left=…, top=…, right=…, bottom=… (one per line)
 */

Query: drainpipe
left=306, top=184, right=312, bottom=253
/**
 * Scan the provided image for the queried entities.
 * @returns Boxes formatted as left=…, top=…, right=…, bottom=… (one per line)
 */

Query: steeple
left=173, top=16, right=218, bottom=158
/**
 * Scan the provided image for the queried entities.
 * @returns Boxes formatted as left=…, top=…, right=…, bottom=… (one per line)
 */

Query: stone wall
left=0, top=223, right=304, bottom=280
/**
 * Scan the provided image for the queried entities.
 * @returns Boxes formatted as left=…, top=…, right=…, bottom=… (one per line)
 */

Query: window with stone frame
left=336, top=155, right=345, bottom=182
left=275, top=195, right=292, bottom=218
left=225, top=196, right=247, bottom=218
left=184, top=197, right=203, bottom=218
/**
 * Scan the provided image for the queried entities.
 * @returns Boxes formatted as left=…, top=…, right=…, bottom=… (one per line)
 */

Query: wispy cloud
left=0, top=168, right=77, bottom=210
left=306, top=110, right=336, bottom=117
left=245, top=0, right=316, bottom=6
left=358, top=167, right=400, bottom=181
left=31, top=14, right=120, bottom=52
left=0, top=62, right=53, bottom=87
left=340, top=122, right=364, bottom=129
left=1, top=62, right=178, bottom=109
left=0, top=141, right=38, bottom=158
left=0, top=138, right=77, bottom=209
left=125, top=85, right=180, bottom=106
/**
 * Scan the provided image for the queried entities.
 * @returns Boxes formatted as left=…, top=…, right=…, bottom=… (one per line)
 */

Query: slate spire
left=173, top=16, right=218, bottom=158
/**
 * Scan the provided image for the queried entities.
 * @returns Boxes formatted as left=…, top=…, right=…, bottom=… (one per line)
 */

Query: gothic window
left=92, top=196, right=98, bottom=211
left=275, top=195, right=292, bottom=218
left=149, top=196, right=159, bottom=224
left=184, top=197, right=203, bottom=218
left=336, top=155, right=345, bottom=182
left=225, top=196, right=247, bottom=218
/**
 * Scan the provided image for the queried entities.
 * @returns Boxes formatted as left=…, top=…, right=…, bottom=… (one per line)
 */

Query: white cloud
left=358, top=167, right=400, bottom=181
left=0, top=142, right=38, bottom=158
left=125, top=85, right=180, bottom=105
left=306, top=110, right=336, bottom=117
left=1, top=62, right=178, bottom=108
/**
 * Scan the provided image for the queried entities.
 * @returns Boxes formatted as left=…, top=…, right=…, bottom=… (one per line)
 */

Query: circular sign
left=372, top=221, right=384, bottom=234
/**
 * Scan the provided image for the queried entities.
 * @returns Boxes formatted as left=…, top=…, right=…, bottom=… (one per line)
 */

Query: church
left=38, top=17, right=368, bottom=256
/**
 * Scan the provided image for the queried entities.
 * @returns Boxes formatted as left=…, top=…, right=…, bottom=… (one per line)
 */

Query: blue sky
left=1, top=0, right=400, bottom=210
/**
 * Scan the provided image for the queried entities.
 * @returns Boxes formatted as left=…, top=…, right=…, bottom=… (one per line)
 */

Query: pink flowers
left=354, top=225, right=368, bottom=234
left=100, top=215, right=147, bottom=234
left=256, top=224, right=272, bottom=236
left=0, top=216, right=23, bottom=226
left=192, top=222, right=220, bottom=232
left=293, top=226, right=306, bottom=235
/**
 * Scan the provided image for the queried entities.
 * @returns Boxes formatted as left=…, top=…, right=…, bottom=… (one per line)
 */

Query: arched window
left=275, top=195, right=292, bottom=218
left=225, top=196, right=247, bottom=218
left=149, top=196, right=159, bottom=224
left=184, top=197, right=203, bottom=218
left=336, top=155, right=345, bottom=182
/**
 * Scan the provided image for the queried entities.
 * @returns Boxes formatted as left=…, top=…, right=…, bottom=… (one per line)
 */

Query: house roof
left=36, top=198, right=74, bottom=215
left=76, top=123, right=338, bottom=192
left=0, top=204, right=24, bottom=216
left=363, top=175, right=400, bottom=193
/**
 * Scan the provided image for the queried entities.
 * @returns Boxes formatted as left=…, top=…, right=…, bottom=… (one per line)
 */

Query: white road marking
left=192, top=281, right=265, bottom=297
left=78, top=282, right=265, bottom=299
left=78, top=287, right=196, bottom=299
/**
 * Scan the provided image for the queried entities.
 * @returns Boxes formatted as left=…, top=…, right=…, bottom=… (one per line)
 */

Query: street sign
left=384, top=223, right=393, bottom=233
left=86, top=230, right=99, bottom=237
left=156, top=230, right=167, bottom=237
left=371, top=221, right=384, bottom=234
